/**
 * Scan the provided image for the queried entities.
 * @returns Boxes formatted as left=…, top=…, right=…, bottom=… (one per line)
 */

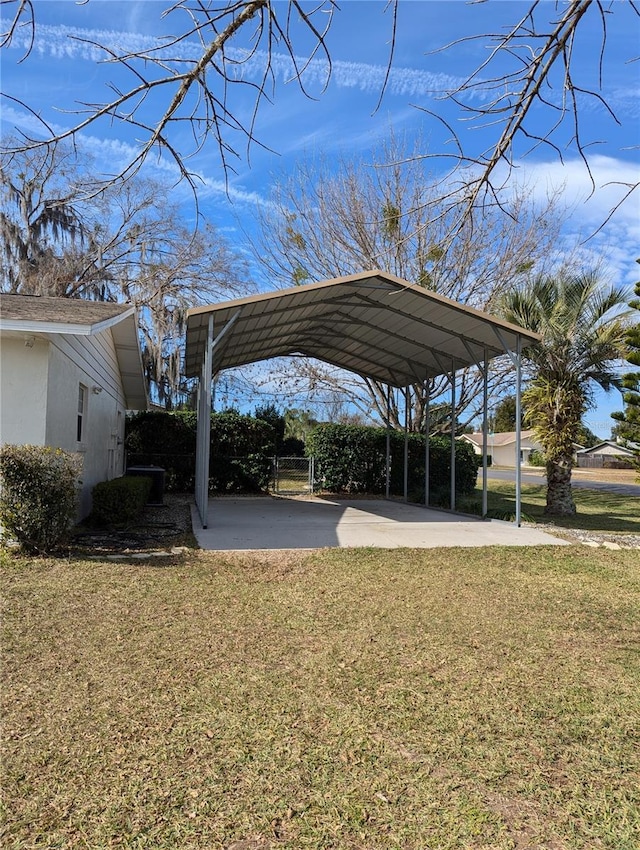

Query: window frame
left=77, top=383, right=87, bottom=443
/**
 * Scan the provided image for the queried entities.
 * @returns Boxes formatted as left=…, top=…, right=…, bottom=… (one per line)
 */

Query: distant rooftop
left=463, top=430, right=535, bottom=447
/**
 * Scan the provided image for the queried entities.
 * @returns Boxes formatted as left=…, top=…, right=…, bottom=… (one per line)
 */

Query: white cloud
left=0, top=103, right=272, bottom=211
left=1, top=19, right=477, bottom=101
left=492, top=155, right=640, bottom=285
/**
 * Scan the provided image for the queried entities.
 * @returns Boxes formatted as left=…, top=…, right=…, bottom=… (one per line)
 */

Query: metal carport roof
left=186, top=270, right=542, bottom=531
left=184, top=270, right=540, bottom=387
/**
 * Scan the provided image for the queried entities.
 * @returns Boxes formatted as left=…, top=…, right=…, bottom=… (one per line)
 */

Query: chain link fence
left=272, top=456, right=314, bottom=495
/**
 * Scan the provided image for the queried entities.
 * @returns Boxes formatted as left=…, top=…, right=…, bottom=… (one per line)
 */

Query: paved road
left=485, top=468, right=640, bottom=498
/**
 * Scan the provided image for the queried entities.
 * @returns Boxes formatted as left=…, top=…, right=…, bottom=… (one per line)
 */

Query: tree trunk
left=544, top=456, right=576, bottom=515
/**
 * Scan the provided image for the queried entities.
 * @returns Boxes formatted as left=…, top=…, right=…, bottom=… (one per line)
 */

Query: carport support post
left=403, top=385, right=410, bottom=502
left=482, top=349, right=489, bottom=519
left=493, top=327, right=524, bottom=527
left=515, top=335, right=522, bottom=526
left=450, top=362, right=456, bottom=512
left=385, top=384, right=391, bottom=499
left=195, top=315, right=213, bottom=528
left=424, top=378, right=430, bottom=507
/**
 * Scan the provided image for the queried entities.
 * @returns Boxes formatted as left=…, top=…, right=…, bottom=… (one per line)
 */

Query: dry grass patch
left=2, top=546, right=640, bottom=849
left=569, top=467, right=638, bottom=484
left=465, top=482, right=640, bottom=534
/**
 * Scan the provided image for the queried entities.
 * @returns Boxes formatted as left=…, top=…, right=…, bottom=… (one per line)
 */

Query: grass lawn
left=462, top=481, right=640, bottom=533
left=2, top=545, right=639, bottom=849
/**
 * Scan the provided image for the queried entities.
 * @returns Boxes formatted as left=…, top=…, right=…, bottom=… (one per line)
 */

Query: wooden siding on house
left=45, top=331, right=128, bottom=516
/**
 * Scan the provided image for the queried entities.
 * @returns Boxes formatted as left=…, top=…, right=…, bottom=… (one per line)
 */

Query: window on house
left=77, top=384, right=87, bottom=442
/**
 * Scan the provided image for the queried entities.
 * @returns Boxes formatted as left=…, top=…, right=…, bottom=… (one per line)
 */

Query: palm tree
left=500, top=271, right=630, bottom=516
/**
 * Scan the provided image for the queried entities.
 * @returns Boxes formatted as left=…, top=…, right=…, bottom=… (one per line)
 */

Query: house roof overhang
left=185, top=270, right=541, bottom=386
left=0, top=294, right=148, bottom=410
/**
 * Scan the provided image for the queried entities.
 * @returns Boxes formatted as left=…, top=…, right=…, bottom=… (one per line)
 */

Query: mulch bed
left=70, top=493, right=195, bottom=556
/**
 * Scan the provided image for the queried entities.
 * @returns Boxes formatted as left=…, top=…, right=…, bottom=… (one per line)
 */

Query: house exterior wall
left=464, top=435, right=541, bottom=467
left=590, top=444, right=630, bottom=456
left=45, top=332, right=127, bottom=517
left=0, top=335, right=49, bottom=445
left=492, top=438, right=540, bottom=467
left=1, top=329, right=127, bottom=519
left=576, top=443, right=635, bottom=468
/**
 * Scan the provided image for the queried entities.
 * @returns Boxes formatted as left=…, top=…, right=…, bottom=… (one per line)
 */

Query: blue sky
left=2, top=0, right=639, bottom=435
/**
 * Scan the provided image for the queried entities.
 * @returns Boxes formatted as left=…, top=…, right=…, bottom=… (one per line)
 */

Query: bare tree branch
left=421, top=0, right=640, bottom=236
left=1, top=0, right=339, bottom=197
left=246, top=136, right=570, bottom=430
left=2, top=0, right=636, bottom=238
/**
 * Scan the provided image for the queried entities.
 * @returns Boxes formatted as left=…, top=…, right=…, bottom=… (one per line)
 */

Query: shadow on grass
left=460, top=484, right=640, bottom=533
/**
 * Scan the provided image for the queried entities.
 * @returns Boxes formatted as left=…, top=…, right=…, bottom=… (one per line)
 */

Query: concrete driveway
left=191, top=496, right=568, bottom=551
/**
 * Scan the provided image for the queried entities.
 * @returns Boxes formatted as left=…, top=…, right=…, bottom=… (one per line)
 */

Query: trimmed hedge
left=306, top=424, right=479, bottom=498
left=124, top=412, right=479, bottom=500
left=0, top=445, right=82, bottom=554
left=91, top=475, right=152, bottom=526
left=125, top=410, right=276, bottom=493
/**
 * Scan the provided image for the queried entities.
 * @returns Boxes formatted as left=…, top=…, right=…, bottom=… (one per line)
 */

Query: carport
left=184, top=270, right=541, bottom=534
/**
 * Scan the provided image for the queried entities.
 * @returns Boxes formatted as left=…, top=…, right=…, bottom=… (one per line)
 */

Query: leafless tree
left=2, top=0, right=635, bottom=231
left=0, top=0, right=349, bottom=200
left=1, top=143, right=250, bottom=406
left=247, top=136, right=571, bottom=430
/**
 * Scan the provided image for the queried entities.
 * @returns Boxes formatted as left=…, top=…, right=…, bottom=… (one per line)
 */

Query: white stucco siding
left=46, top=331, right=128, bottom=516
left=489, top=437, right=540, bottom=468
left=0, top=334, right=49, bottom=445
left=490, top=444, right=516, bottom=467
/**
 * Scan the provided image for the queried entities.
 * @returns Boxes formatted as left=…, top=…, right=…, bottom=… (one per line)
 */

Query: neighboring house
left=460, top=430, right=543, bottom=467
left=0, top=294, right=148, bottom=517
left=576, top=441, right=638, bottom=469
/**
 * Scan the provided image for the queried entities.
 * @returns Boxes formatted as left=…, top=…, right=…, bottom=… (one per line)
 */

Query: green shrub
left=528, top=449, right=546, bottom=467
left=125, top=410, right=198, bottom=491
left=209, top=454, right=273, bottom=494
left=306, top=424, right=479, bottom=498
left=91, top=476, right=152, bottom=526
left=0, top=445, right=82, bottom=554
left=125, top=410, right=276, bottom=493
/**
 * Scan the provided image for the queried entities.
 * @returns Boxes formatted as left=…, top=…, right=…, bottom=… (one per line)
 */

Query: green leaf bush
left=125, top=410, right=276, bottom=493
left=307, top=424, right=479, bottom=498
left=125, top=410, right=198, bottom=491
left=528, top=449, right=546, bottom=467
left=91, top=476, right=152, bottom=526
left=124, top=412, right=480, bottom=500
left=0, top=445, right=82, bottom=554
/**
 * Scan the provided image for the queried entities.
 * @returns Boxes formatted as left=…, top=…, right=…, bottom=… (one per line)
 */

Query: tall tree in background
left=488, top=396, right=521, bottom=434
left=0, top=144, right=108, bottom=297
left=0, top=144, right=249, bottom=407
left=500, top=271, right=630, bottom=515
left=249, top=138, right=568, bottom=431
left=611, top=262, right=640, bottom=469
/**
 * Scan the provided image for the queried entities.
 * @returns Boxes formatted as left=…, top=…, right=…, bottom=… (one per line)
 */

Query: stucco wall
left=465, top=435, right=541, bottom=468
left=491, top=441, right=538, bottom=467
left=0, top=334, right=49, bottom=445
left=1, top=329, right=128, bottom=519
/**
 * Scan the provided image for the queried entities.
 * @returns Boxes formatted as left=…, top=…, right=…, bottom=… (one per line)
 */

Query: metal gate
left=273, top=456, right=314, bottom=495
